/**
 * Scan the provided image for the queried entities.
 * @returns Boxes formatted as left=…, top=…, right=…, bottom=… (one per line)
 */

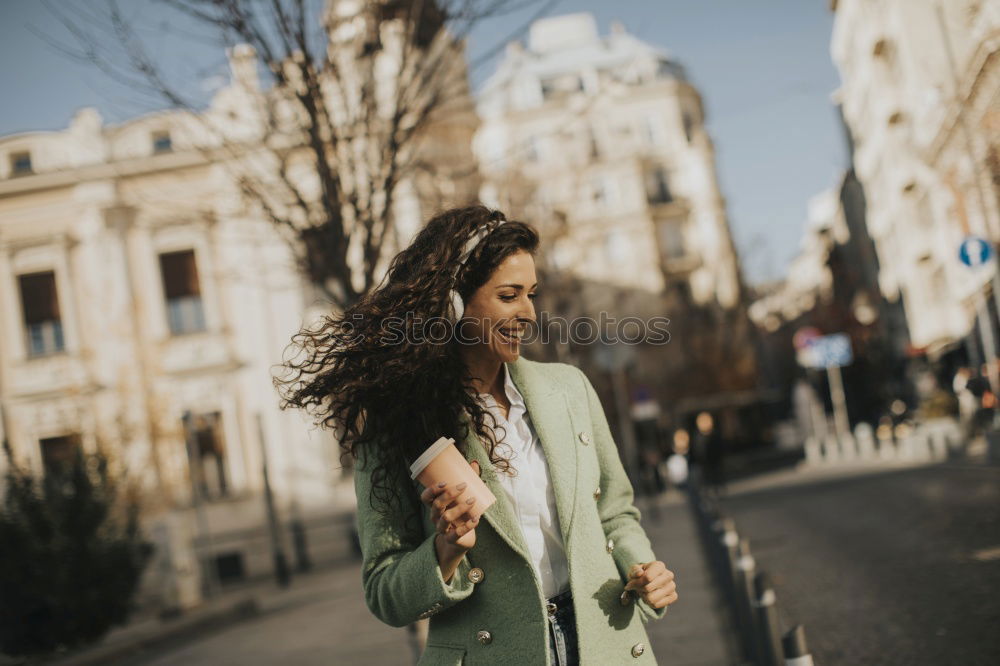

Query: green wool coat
left=354, top=356, right=668, bottom=665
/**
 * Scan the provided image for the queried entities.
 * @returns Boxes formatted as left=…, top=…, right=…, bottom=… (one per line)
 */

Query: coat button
left=620, top=589, right=634, bottom=606
left=631, top=642, right=645, bottom=657
left=578, top=431, right=591, bottom=445
left=467, top=567, right=485, bottom=584
left=593, top=486, right=602, bottom=500
left=606, top=538, right=615, bottom=553
left=476, top=630, right=493, bottom=645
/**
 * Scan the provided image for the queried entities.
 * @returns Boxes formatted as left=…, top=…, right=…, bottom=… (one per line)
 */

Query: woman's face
left=459, top=249, right=538, bottom=365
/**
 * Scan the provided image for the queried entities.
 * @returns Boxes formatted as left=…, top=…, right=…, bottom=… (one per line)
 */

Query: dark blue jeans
left=545, top=590, right=579, bottom=666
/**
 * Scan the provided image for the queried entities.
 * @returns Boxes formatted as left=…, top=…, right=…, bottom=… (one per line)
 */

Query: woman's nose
left=518, top=299, right=537, bottom=323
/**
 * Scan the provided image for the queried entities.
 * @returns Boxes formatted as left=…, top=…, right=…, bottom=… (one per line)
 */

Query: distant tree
left=0, top=443, right=152, bottom=658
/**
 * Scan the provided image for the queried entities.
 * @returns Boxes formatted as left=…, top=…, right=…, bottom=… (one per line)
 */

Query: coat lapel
left=459, top=417, right=530, bottom=561
left=509, top=358, right=580, bottom=551
left=460, top=357, right=580, bottom=562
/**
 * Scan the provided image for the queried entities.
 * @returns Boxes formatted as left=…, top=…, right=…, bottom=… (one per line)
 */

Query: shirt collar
left=477, top=362, right=526, bottom=409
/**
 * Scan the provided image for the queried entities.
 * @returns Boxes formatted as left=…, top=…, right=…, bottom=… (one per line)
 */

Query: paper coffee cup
left=410, top=436, right=496, bottom=521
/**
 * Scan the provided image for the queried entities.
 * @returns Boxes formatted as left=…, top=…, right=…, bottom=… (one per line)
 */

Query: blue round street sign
left=959, top=236, right=993, bottom=267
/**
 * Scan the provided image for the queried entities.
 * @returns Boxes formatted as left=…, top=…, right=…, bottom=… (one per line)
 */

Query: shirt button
left=593, top=487, right=602, bottom=500
left=467, top=567, right=485, bottom=584
left=620, top=589, right=634, bottom=606
left=476, top=630, right=493, bottom=645
left=606, top=538, right=615, bottom=553
left=578, top=431, right=591, bottom=445
left=631, top=642, right=645, bottom=657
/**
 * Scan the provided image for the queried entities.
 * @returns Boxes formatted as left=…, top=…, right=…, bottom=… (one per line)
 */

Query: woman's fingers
left=432, top=482, right=470, bottom=515
left=646, top=585, right=679, bottom=608
left=443, top=495, right=476, bottom=523
left=448, top=515, right=480, bottom=540
left=626, top=562, right=675, bottom=600
left=438, top=510, right=479, bottom=540
left=420, top=482, right=450, bottom=513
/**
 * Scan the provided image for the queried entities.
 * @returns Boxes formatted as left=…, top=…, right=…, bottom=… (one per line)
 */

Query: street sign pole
left=974, top=292, right=999, bottom=397
left=826, top=363, right=850, bottom=448
left=958, top=237, right=1000, bottom=397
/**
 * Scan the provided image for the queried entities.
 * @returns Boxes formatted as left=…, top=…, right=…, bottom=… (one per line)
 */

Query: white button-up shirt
left=476, top=362, right=570, bottom=599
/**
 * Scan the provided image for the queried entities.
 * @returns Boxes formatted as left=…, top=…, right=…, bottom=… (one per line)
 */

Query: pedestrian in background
left=693, top=411, right=726, bottom=497
left=952, top=366, right=978, bottom=444
left=665, top=429, right=690, bottom=490
left=278, top=206, right=677, bottom=665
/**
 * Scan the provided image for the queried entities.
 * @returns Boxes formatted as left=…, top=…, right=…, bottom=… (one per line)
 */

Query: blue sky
left=0, top=0, right=845, bottom=286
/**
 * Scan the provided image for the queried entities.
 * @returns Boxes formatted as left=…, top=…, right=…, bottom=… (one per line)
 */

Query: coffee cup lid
left=409, top=436, right=455, bottom=480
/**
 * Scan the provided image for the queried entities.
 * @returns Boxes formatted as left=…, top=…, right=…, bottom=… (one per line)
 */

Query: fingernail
left=437, top=481, right=446, bottom=488
left=456, top=482, right=468, bottom=491
left=466, top=496, right=476, bottom=504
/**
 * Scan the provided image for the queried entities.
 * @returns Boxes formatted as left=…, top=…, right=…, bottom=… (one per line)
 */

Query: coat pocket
left=417, top=643, right=466, bottom=666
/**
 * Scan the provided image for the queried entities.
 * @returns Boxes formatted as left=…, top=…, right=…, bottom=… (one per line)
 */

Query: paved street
left=97, top=490, right=734, bottom=665
left=718, top=463, right=1000, bottom=666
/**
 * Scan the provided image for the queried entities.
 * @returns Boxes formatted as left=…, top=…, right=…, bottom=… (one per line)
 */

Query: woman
left=278, top=206, right=677, bottom=665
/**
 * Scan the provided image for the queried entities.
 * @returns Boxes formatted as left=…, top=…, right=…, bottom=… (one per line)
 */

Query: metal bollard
left=782, top=624, right=815, bottom=666
left=734, top=538, right=760, bottom=664
left=754, top=572, right=783, bottom=666
left=719, top=518, right=740, bottom=603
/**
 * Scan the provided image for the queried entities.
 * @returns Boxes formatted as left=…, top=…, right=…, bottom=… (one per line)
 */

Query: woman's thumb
left=470, top=460, right=481, bottom=476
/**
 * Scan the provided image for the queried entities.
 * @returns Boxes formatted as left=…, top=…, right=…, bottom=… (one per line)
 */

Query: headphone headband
left=449, top=218, right=508, bottom=321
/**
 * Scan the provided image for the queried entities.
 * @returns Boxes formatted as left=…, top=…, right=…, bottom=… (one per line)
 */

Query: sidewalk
left=637, top=489, right=740, bottom=666
left=37, top=563, right=367, bottom=666
left=23, top=490, right=737, bottom=666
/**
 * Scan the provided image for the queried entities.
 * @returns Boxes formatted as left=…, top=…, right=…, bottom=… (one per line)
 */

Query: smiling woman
left=276, top=204, right=677, bottom=665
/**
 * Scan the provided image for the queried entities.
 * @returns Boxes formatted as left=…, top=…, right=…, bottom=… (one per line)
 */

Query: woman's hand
left=419, top=460, right=482, bottom=555
left=625, top=561, right=678, bottom=610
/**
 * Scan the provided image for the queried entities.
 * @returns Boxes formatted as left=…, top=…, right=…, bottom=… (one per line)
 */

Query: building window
left=658, top=219, right=686, bottom=260
left=159, top=249, right=206, bottom=335
left=656, top=59, right=683, bottom=80
left=643, top=115, right=665, bottom=146
left=605, top=230, right=630, bottom=264
left=587, top=127, right=601, bottom=159
left=10, top=151, right=33, bottom=177
left=682, top=112, right=695, bottom=144
left=591, top=176, right=617, bottom=210
left=540, top=74, right=583, bottom=101
left=915, top=193, right=935, bottom=228
left=18, top=271, right=65, bottom=357
left=645, top=167, right=673, bottom=205
left=184, top=412, right=228, bottom=501
left=40, top=434, right=81, bottom=477
left=152, top=131, right=173, bottom=154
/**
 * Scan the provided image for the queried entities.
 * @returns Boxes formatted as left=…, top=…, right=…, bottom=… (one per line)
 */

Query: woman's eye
left=500, top=294, right=516, bottom=302
left=528, top=293, right=538, bottom=300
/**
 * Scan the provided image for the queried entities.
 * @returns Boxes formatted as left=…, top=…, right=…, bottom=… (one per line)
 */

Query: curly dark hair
left=275, top=204, right=540, bottom=524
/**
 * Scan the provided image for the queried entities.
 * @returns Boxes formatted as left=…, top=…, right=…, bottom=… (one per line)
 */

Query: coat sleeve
left=353, top=446, right=477, bottom=627
left=577, top=366, right=668, bottom=623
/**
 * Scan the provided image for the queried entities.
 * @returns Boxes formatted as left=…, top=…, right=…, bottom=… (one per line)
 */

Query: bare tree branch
left=42, top=0, right=548, bottom=308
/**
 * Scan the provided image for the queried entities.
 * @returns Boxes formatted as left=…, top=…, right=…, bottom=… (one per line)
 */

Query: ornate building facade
left=831, top=0, right=1000, bottom=363
left=0, top=27, right=478, bottom=610
left=474, top=13, right=742, bottom=309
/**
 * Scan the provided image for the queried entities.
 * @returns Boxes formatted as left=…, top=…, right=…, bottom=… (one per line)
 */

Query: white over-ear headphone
left=449, top=218, right=508, bottom=322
